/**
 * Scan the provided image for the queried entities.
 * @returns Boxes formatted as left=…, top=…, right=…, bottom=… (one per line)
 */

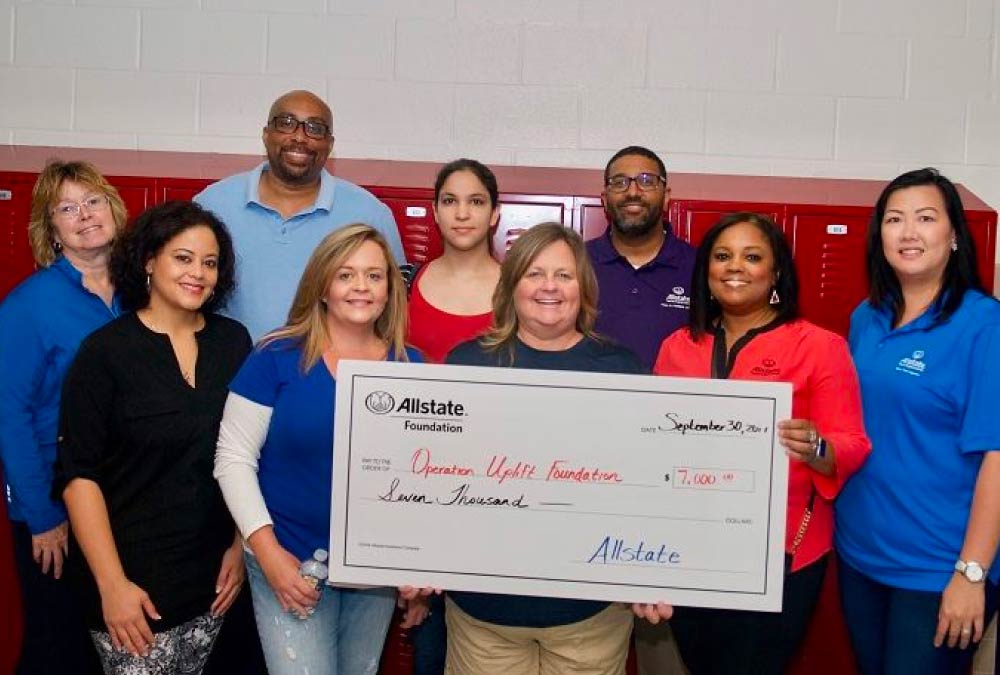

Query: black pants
left=670, top=554, right=828, bottom=675
left=409, top=592, right=446, bottom=675
left=11, top=521, right=101, bottom=675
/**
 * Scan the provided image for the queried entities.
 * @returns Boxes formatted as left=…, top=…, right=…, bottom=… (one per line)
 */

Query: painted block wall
left=1, top=0, right=999, bottom=267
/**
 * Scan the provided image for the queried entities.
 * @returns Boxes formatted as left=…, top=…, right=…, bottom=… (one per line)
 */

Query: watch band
left=955, top=559, right=987, bottom=582
left=813, top=437, right=827, bottom=460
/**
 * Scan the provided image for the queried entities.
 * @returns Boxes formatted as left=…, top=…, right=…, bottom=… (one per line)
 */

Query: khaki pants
left=445, top=597, right=633, bottom=675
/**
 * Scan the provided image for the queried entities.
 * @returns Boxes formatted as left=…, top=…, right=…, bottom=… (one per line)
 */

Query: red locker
left=577, top=198, right=609, bottom=242
left=492, top=194, right=574, bottom=261
left=374, top=190, right=441, bottom=265
left=0, top=148, right=998, bottom=675
left=968, top=214, right=998, bottom=289
left=0, top=172, right=37, bottom=299
left=670, top=200, right=785, bottom=247
left=104, top=175, right=156, bottom=226
left=787, top=207, right=871, bottom=337
left=157, top=177, right=213, bottom=204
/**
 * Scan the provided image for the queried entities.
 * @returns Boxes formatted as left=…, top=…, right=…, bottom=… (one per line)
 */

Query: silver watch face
left=964, top=562, right=985, bottom=583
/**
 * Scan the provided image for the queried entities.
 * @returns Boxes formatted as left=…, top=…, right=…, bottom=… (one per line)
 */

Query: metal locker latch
left=826, top=224, right=847, bottom=235
left=0, top=190, right=12, bottom=201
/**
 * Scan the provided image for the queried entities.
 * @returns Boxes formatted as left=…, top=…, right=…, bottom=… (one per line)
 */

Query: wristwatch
left=954, top=559, right=987, bottom=583
left=813, top=437, right=827, bottom=460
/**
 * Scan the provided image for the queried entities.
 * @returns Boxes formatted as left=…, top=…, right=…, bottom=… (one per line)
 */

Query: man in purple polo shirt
left=587, top=146, right=695, bottom=370
left=589, top=153, right=694, bottom=672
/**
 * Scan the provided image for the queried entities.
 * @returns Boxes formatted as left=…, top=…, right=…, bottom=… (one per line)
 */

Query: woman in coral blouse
left=653, top=212, right=871, bottom=675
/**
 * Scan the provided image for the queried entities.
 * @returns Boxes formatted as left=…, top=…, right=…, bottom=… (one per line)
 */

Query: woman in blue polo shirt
left=0, top=160, right=127, bottom=675
left=835, top=168, right=1000, bottom=675
left=214, top=224, right=422, bottom=675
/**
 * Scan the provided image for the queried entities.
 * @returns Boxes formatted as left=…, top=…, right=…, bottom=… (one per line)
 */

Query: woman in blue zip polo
left=0, top=160, right=126, bottom=674
left=835, top=167, right=1000, bottom=675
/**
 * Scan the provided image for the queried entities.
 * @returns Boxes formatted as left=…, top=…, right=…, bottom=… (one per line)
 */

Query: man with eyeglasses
left=195, top=90, right=403, bottom=341
left=586, top=146, right=695, bottom=373
left=589, top=149, right=693, bottom=672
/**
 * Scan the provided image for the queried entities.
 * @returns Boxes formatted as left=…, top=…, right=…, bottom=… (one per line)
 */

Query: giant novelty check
left=329, top=360, right=792, bottom=611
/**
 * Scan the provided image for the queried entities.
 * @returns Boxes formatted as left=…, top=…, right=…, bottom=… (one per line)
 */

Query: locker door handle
left=0, top=190, right=12, bottom=200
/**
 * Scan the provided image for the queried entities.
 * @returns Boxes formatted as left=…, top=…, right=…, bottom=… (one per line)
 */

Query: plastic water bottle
left=299, top=549, right=329, bottom=590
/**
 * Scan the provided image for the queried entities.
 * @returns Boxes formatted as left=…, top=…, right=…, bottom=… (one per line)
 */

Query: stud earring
left=769, top=288, right=780, bottom=305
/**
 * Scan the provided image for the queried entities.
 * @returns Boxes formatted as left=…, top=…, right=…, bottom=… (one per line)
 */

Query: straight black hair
left=866, top=168, right=983, bottom=326
left=434, top=158, right=499, bottom=208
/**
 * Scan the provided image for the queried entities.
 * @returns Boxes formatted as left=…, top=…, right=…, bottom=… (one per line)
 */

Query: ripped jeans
left=245, top=552, right=395, bottom=675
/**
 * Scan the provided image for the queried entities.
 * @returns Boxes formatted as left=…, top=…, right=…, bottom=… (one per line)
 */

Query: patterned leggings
left=90, top=612, right=223, bottom=675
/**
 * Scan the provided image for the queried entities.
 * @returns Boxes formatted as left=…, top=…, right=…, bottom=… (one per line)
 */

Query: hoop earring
left=769, top=288, right=780, bottom=305
left=145, top=274, right=151, bottom=292
left=52, top=241, right=63, bottom=253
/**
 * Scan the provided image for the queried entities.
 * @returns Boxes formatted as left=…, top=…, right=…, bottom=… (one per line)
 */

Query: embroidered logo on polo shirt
left=750, top=357, right=780, bottom=377
left=896, top=350, right=926, bottom=376
left=661, top=286, right=691, bottom=310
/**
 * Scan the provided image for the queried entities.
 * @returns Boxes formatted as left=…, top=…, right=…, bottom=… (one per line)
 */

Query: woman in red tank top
left=407, top=159, right=501, bottom=363
left=404, top=160, right=501, bottom=675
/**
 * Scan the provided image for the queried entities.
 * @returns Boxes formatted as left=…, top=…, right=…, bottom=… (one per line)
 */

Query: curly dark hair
left=688, top=212, right=799, bottom=339
left=111, top=201, right=236, bottom=313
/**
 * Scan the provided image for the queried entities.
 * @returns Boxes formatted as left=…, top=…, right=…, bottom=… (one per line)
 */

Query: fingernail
left=215, top=586, right=222, bottom=593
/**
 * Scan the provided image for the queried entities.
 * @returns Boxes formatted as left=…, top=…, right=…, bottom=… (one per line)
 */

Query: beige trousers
left=445, top=597, right=633, bottom=675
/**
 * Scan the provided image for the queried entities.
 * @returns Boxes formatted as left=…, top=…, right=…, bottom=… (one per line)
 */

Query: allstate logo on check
left=365, top=391, right=396, bottom=415
left=363, top=389, right=466, bottom=433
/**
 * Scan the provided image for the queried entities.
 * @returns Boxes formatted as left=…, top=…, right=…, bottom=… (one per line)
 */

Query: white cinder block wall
left=2, top=1, right=1000, bottom=240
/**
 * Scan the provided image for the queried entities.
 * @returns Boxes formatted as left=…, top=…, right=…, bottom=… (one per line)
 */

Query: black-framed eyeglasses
left=605, top=172, right=666, bottom=193
left=268, top=114, right=332, bottom=140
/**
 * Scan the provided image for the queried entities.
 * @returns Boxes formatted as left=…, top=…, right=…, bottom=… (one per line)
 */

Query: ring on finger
left=807, top=429, right=817, bottom=444
left=961, top=628, right=972, bottom=634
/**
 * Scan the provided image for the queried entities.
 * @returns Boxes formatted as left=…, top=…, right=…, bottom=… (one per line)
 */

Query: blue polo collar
left=244, top=161, right=337, bottom=214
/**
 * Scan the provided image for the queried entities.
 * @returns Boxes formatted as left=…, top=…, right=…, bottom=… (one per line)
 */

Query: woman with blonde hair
left=0, top=159, right=126, bottom=674
left=441, top=223, right=669, bottom=675
left=214, top=224, right=422, bottom=675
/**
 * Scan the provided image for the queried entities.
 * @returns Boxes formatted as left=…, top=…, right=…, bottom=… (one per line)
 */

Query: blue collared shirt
left=195, top=163, right=404, bottom=341
left=586, top=227, right=695, bottom=370
left=0, top=257, right=121, bottom=533
left=836, top=291, right=1000, bottom=590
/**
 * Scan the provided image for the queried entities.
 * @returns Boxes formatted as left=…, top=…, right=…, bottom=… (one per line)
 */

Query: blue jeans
left=245, top=552, right=395, bottom=675
left=839, top=559, right=999, bottom=675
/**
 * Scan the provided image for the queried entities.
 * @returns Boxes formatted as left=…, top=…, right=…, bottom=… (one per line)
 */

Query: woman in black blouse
left=55, top=201, right=251, bottom=674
